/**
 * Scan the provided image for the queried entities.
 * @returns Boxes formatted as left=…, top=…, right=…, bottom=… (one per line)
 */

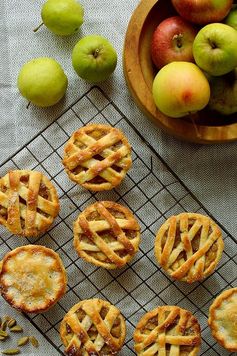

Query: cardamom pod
left=0, top=330, right=8, bottom=338
left=29, top=336, right=39, bottom=348
left=0, top=335, right=6, bottom=341
left=1, top=319, right=8, bottom=331
left=7, top=319, right=16, bottom=329
left=9, top=325, right=23, bottom=333
left=17, top=336, right=29, bottom=347
left=2, top=349, right=20, bottom=355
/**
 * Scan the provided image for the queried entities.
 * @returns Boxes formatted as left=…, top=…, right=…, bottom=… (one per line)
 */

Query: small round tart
left=62, top=123, right=132, bottom=191
left=60, top=298, right=126, bottom=355
left=0, top=245, right=67, bottom=313
left=134, top=305, right=201, bottom=355
left=208, top=288, right=237, bottom=352
left=73, top=200, right=140, bottom=269
left=154, top=212, right=224, bottom=283
left=0, top=169, right=60, bottom=237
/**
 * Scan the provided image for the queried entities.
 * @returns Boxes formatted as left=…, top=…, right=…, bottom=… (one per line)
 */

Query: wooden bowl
left=123, top=0, right=237, bottom=144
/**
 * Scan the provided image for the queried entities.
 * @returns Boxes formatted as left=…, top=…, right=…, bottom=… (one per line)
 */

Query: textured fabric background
left=0, top=0, right=237, bottom=354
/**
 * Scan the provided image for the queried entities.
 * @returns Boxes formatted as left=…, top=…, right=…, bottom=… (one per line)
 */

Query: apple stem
left=33, top=23, right=44, bottom=33
left=26, top=101, right=31, bottom=109
left=93, top=49, right=100, bottom=58
left=189, top=112, right=201, bottom=138
left=173, top=34, right=183, bottom=48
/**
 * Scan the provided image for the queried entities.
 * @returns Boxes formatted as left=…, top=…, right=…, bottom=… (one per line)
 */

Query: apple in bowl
left=193, top=23, right=237, bottom=76
left=151, top=16, right=198, bottom=69
left=152, top=62, right=210, bottom=118
left=171, top=0, right=233, bottom=25
left=208, top=68, right=237, bottom=115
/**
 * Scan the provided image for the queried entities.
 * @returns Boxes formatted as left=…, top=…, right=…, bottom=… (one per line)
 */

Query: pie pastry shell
left=0, top=169, right=60, bottom=237
left=60, top=298, right=126, bottom=355
left=0, top=245, right=67, bottom=313
left=133, top=305, right=201, bottom=355
left=62, top=123, right=132, bottom=191
left=155, top=212, right=224, bottom=283
left=208, top=287, right=237, bottom=352
left=73, top=200, right=141, bottom=269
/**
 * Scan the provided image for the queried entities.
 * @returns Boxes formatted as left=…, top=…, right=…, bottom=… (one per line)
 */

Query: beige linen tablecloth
left=0, top=0, right=237, bottom=355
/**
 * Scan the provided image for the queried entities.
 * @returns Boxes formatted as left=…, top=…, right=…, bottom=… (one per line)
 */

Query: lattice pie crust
left=134, top=305, right=201, bottom=355
left=155, top=212, right=224, bottom=283
left=73, top=200, right=141, bottom=269
left=0, top=169, right=60, bottom=237
left=62, top=124, right=132, bottom=191
left=60, top=298, right=126, bottom=355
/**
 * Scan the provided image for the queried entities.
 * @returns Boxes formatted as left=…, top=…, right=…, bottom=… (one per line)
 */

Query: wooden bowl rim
left=123, top=0, right=237, bottom=144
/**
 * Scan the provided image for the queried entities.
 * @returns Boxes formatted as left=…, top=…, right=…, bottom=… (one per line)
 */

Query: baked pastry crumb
left=0, top=169, right=60, bottom=237
left=134, top=305, right=201, bottom=355
left=73, top=200, right=140, bottom=269
left=60, top=298, right=126, bottom=355
left=209, top=287, right=237, bottom=352
left=62, top=123, right=132, bottom=191
left=155, top=212, right=224, bottom=283
left=0, top=245, right=67, bottom=313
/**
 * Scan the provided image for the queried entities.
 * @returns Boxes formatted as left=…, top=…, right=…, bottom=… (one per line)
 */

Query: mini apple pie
left=208, top=288, right=237, bottom=352
left=0, top=169, right=60, bottom=237
left=134, top=305, right=201, bottom=355
left=0, top=245, right=67, bottom=313
left=155, top=212, right=224, bottom=283
left=60, top=298, right=126, bottom=355
left=62, top=123, right=132, bottom=191
left=73, top=200, right=140, bottom=269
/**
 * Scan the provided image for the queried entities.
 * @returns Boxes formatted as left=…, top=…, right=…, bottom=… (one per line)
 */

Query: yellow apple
left=152, top=62, right=211, bottom=118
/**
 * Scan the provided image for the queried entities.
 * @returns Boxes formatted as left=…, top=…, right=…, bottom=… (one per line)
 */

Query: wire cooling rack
left=0, top=86, right=236, bottom=356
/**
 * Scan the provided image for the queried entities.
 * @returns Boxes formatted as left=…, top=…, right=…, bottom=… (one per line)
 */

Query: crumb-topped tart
left=208, top=288, right=237, bottom=352
left=155, top=212, right=224, bottom=283
left=0, top=169, right=60, bottom=237
left=60, top=298, right=126, bottom=355
left=0, top=245, right=67, bottom=313
left=62, top=123, right=132, bottom=191
left=134, top=305, right=201, bottom=355
left=73, top=200, right=140, bottom=269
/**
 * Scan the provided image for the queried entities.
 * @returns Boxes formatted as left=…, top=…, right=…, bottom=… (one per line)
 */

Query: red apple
left=171, top=0, right=233, bottom=25
left=151, top=16, right=198, bottom=70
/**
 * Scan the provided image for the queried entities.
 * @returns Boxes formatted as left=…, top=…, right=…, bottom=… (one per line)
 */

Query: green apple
left=17, top=57, right=68, bottom=107
left=72, top=35, right=117, bottom=82
left=224, top=5, right=237, bottom=30
left=152, top=62, right=210, bottom=118
left=193, top=23, right=237, bottom=76
left=34, top=0, right=84, bottom=36
left=208, top=68, right=237, bottom=115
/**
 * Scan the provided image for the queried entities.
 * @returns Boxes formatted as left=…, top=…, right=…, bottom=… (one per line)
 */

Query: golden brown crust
left=73, top=200, right=140, bottom=269
left=208, top=288, right=237, bottom=352
left=60, top=298, right=126, bottom=355
left=0, top=245, right=67, bottom=313
left=0, top=169, right=60, bottom=237
left=62, top=123, right=132, bottom=191
left=134, top=305, right=201, bottom=355
left=154, top=212, right=224, bottom=283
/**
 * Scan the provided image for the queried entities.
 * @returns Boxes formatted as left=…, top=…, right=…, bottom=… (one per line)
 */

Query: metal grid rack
left=0, top=86, right=236, bottom=355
